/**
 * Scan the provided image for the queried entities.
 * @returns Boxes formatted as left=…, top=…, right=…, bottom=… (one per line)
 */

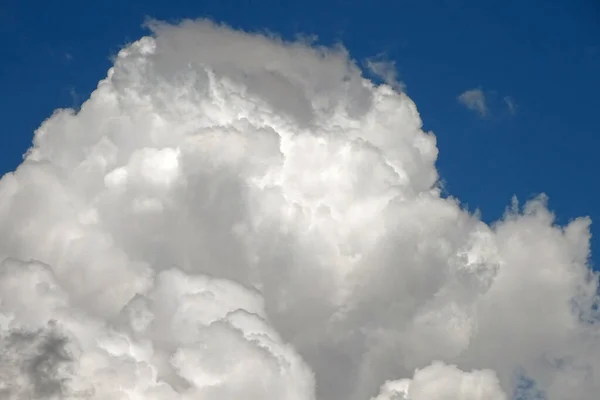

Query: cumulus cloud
left=458, top=88, right=488, bottom=117
left=0, top=18, right=599, bottom=400
left=372, top=362, right=507, bottom=400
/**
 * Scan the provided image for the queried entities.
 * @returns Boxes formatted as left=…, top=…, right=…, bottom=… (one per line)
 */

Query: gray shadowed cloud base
left=0, top=323, right=72, bottom=399
left=0, top=18, right=598, bottom=400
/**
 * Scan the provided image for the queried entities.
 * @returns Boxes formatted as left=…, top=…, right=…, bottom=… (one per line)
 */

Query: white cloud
left=458, top=88, right=488, bottom=117
left=372, top=362, right=507, bottom=400
left=0, top=18, right=598, bottom=400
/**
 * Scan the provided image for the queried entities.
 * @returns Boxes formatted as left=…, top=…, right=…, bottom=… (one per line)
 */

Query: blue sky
left=1, top=0, right=599, bottom=267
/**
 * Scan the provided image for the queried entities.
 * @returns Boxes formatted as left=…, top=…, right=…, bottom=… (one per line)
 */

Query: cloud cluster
left=0, top=259, right=314, bottom=400
left=0, top=19, right=598, bottom=400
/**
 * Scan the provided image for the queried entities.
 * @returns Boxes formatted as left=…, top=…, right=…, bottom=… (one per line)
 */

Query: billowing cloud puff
left=0, top=18, right=598, bottom=400
left=0, top=259, right=315, bottom=399
left=373, top=361, right=507, bottom=400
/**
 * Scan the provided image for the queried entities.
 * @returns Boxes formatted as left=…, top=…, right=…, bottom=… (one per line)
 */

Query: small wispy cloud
left=365, top=55, right=406, bottom=92
left=504, top=96, right=517, bottom=115
left=69, top=88, right=80, bottom=107
left=457, top=88, right=488, bottom=117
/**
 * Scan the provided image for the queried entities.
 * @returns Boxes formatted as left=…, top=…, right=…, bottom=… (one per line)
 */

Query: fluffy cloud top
left=0, top=19, right=598, bottom=400
left=372, top=362, right=507, bottom=400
